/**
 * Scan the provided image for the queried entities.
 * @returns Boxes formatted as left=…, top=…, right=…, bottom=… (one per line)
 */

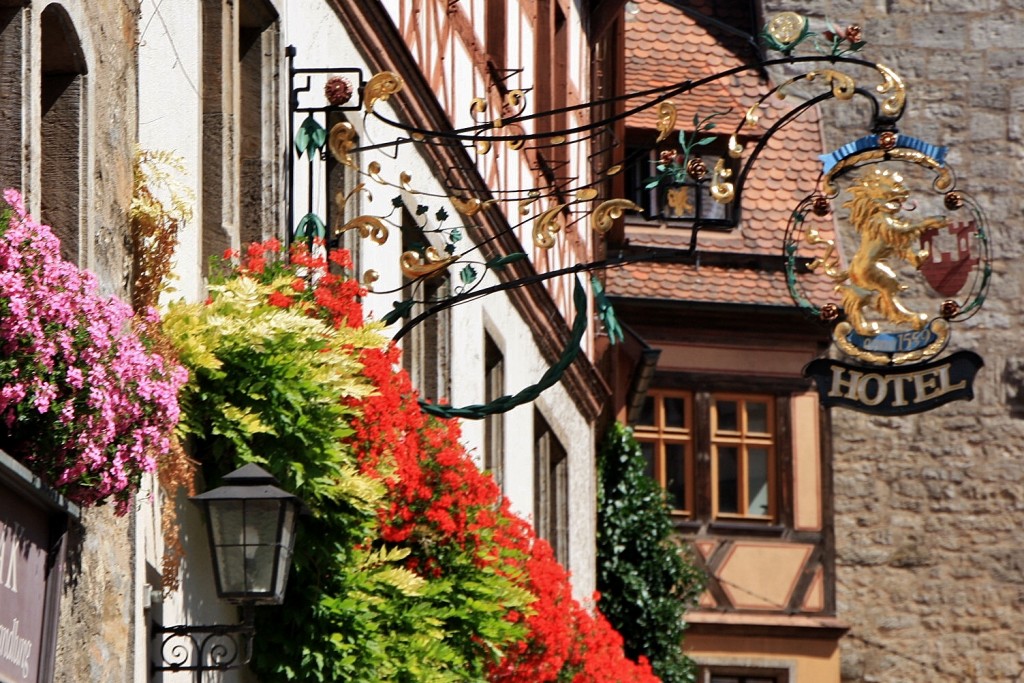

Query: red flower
left=215, top=240, right=652, bottom=681
left=267, top=291, right=294, bottom=308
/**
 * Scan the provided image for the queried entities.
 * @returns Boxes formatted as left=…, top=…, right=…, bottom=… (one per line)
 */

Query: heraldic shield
left=786, top=133, right=991, bottom=414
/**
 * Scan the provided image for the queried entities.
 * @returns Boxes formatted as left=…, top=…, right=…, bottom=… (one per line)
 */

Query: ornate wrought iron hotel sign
left=788, top=131, right=989, bottom=415
left=766, top=15, right=992, bottom=416
left=804, top=352, right=982, bottom=416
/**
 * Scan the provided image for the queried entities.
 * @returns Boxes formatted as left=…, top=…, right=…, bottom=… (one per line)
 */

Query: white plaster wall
left=137, top=4, right=266, bottom=681
left=281, top=2, right=595, bottom=597
left=138, top=1, right=203, bottom=302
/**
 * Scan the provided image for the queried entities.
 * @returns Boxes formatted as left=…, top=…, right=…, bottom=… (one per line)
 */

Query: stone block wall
left=763, top=2, right=1024, bottom=680
left=34, top=1, right=142, bottom=681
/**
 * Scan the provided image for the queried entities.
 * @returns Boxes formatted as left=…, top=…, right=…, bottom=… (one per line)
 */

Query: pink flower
left=0, top=188, right=185, bottom=512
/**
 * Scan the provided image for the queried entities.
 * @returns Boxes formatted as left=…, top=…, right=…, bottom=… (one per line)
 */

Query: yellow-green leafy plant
left=130, top=147, right=193, bottom=312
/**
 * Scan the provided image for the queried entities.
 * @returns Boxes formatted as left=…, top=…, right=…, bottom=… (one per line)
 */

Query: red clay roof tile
left=619, top=0, right=834, bottom=308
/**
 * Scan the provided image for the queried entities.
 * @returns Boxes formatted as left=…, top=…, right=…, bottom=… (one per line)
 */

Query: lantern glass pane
left=243, top=499, right=283, bottom=595
left=272, top=503, right=298, bottom=600
left=208, top=499, right=244, bottom=547
left=215, top=545, right=246, bottom=595
left=206, top=499, right=247, bottom=595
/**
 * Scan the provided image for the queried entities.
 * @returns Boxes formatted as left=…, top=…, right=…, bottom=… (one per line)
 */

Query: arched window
left=0, top=2, right=24, bottom=190
left=40, top=3, right=87, bottom=262
left=201, top=0, right=278, bottom=270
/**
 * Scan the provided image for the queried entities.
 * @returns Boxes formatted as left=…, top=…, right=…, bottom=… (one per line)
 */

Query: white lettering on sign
left=0, top=521, right=23, bottom=594
left=0, top=617, right=32, bottom=678
left=828, top=363, right=967, bottom=407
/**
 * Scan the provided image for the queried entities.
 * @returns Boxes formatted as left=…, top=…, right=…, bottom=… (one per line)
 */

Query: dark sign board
left=0, top=453, right=75, bottom=683
left=0, top=491, right=49, bottom=682
left=804, top=351, right=983, bottom=416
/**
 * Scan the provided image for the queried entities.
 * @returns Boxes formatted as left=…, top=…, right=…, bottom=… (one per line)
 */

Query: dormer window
left=624, top=138, right=739, bottom=229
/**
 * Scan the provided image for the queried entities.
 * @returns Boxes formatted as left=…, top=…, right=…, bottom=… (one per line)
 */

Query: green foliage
left=163, top=270, right=534, bottom=681
left=597, top=423, right=706, bottom=683
left=259, top=520, right=529, bottom=682
left=163, top=275, right=379, bottom=507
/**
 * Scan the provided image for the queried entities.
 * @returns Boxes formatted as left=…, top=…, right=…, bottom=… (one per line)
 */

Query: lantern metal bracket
left=151, top=606, right=255, bottom=683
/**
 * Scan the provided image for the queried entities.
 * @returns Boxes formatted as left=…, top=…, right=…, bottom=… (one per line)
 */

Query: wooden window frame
left=634, top=387, right=787, bottom=525
left=711, top=394, right=776, bottom=521
left=484, top=334, right=505, bottom=490
left=701, top=663, right=790, bottom=683
left=534, top=410, right=568, bottom=564
left=633, top=389, right=694, bottom=517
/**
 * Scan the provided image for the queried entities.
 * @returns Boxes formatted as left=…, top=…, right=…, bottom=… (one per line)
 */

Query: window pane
left=638, top=441, right=656, bottom=480
left=710, top=678, right=740, bottom=683
left=747, top=401, right=769, bottom=433
left=716, top=399, right=738, bottom=432
left=638, top=395, right=656, bottom=426
left=660, top=184, right=695, bottom=220
left=717, top=446, right=739, bottom=513
left=748, top=447, right=770, bottom=516
left=664, top=396, right=686, bottom=429
left=664, top=443, right=686, bottom=511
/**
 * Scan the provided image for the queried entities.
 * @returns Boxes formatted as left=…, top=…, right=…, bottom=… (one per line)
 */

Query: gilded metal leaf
left=655, top=101, right=677, bottom=143
left=400, top=248, right=458, bottom=279
left=728, top=134, right=744, bottom=159
left=591, top=198, right=640, bottom=234
left=519, top=191, right=541, bottom=216
left=875, top=63, right=906, bottom=117
left=362, top=269, right=380, bottom=290
left=367, top=161, right=385, bottom=184
left=339, top=215, right=389, bottom=244
left=576, top=188, right=599, bottom=201
left=710, top=158, right=735, bottom=203
left=328, top=121, right=356, bottom=167
left=744, top=104, right=761, bottom=127
left=450, top=196, right=483, bottom=216
left=810, top=69, right=856, bottom=100
left=364, top=72, right=405, bottom=113
left=533, top=204, right=566, bottom=249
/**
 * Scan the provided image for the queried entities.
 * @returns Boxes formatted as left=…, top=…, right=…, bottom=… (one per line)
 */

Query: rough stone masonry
left=764, top=1, right=1024, bottom=680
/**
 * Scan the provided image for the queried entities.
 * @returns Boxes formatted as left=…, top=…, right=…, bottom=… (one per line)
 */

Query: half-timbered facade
left=596, top=2, right=846, bottom=681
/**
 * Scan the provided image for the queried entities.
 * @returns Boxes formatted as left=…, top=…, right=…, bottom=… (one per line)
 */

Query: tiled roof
left=615, top=0, right=834, bottom=309
left=606, top=260, right=836, bottom=308
left=625, top=0, right=760, bottom=130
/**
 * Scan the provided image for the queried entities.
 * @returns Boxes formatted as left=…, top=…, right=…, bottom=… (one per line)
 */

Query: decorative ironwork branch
left=282, top=11, right=991, bottom=414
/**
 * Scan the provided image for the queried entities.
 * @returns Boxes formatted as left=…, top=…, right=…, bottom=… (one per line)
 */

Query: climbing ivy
left=597, top=423, right=706, bottom=683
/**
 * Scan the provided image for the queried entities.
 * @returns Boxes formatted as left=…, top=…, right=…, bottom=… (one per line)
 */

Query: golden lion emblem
left=818, top=168, right=946, bottom=336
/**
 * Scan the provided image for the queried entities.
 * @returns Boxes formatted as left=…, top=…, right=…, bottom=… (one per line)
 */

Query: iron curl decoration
left=152, top=608, right=256, bottom=682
